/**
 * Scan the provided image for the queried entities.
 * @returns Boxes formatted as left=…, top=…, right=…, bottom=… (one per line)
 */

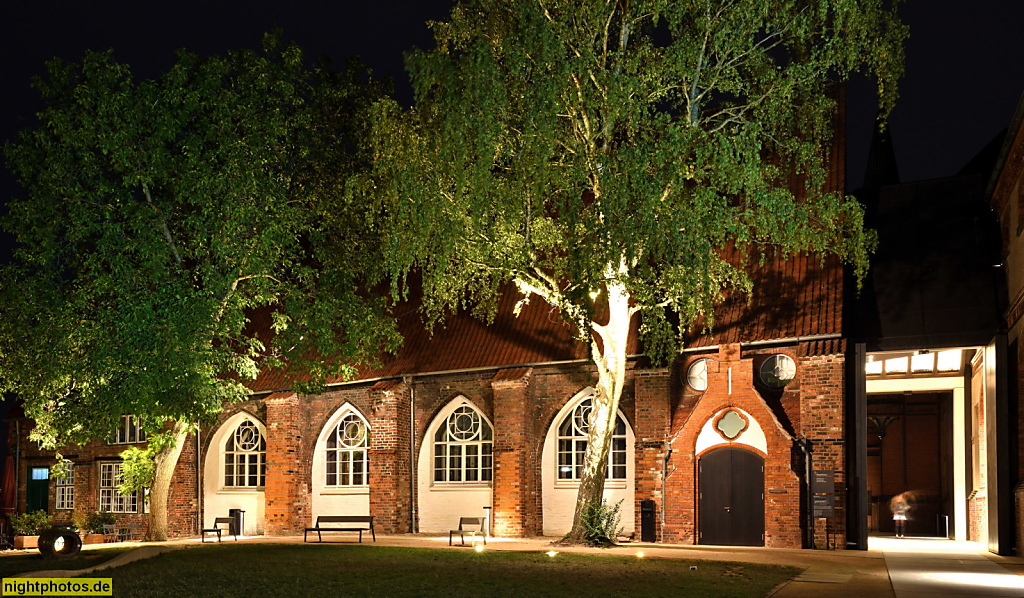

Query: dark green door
left=26, top=467, right=49, bottom=513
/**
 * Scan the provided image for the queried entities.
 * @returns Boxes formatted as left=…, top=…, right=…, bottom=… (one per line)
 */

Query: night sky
left=1, top=0, right=1022, bottom=262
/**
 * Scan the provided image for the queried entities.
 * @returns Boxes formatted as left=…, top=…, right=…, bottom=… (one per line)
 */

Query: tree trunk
left=563, top=263, right=633, bottom=543
left=147, top=420, right=191, bottom=541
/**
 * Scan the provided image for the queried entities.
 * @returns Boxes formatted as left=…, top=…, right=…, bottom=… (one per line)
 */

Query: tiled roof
left=248, top=247, right=843, bottom=393
left=684, top=250, right=843, bottom=350
left=248, top=284, right=607, bottom=393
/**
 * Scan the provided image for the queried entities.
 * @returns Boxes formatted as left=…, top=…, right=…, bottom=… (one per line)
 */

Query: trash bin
left=936, top=514, right=948, bottom=538
left=640, top=500, right=656, bottom=542
left=229, top=509, right=245, bottom=537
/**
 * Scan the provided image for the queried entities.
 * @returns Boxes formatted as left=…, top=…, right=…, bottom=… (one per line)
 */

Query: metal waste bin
left=229, top=509, right=245, bottom=537
left=640, top=500, right=656, bottom=542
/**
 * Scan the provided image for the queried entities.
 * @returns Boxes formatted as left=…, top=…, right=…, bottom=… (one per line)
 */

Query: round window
left=760, top=354, right=796, bottom=388
left=686, top=359, right=710, bottom=391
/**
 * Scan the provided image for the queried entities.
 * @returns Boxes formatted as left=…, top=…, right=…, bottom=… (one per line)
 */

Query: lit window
left=54, top=462, right=74, bottom=510
left=326, top=413, right=369, bottom=486
left=109, top=416, right=147, bottom=445
left=884, top=357, right=908, bottom=374
left=99, top=463, right=137, bottom=513
left=556, top=398, right=627, bottom=481
left=433, top=405, right=493, bottom=483
left=937, top=349, right=962, bottom=372
left=911, top=353, right=935, bottom=373
left=865, top=359, right=883, bottom=375
left=224, top=420, right=266, bottom=488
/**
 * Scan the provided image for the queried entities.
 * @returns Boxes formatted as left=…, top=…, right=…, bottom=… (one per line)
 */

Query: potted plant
left=10, top=510, right=52, bottom=549
left=82, top=511, right=116, bottom=544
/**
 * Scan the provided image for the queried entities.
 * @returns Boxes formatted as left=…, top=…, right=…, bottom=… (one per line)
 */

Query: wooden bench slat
left=304, top=515, right=375, bottom=543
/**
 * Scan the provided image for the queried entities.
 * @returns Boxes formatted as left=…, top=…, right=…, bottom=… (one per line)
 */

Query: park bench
left=449, top=517, right=487, bottom=546
left=201, top=517, right=238, bottom=543
left=304, top=515, right=375, bottom=543
left=102, top=524, right=117, bottom=543
left=117, top=523, right=144, bottom=542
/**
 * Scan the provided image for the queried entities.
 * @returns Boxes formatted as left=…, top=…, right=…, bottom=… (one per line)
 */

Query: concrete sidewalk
left=6, top=533, right=1024, bottom=596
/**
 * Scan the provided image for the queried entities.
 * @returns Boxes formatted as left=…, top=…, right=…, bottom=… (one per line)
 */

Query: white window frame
left=54, top=461, right=74, bottom=510
left=99, top=462, right=137, bottom=513
left=432, top=405, right=493, bottom=485
left=325, top=412, right=369, bottom=487
left=108, top=415, right=147, bottom=445
left=223, top=419, right=266, bottom=489
left=556, top=397, right=627, bottom=482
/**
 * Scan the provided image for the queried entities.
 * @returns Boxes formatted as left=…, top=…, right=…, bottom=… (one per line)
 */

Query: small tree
left=373, top=0, right=905, bottom=542
left=0, top=34, right=398, bottom=540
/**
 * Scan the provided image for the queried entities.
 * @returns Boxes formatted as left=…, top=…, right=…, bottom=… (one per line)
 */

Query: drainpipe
left=15, top=421, right=20, bottom=512
left=661, top=445, right=672, bottom=540
left=196, top=426, right=201, bottom=535
left=797, top=438, right=814, bottom=549
left=404, top=376, right=416, bottom=534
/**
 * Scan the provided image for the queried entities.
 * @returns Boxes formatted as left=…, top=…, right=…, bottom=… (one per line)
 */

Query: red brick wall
left=634, top=369, right=671, bottom=539
left=663, top=345, right=804, bottom=547
left=264, top=394, right=308, bottom=535
left=368, top=382, right=412, bottom=534
left=798, top=352, right=847, bottom=548
left=5, top=417, right=200, bottom=539
left=970, top=492, right=987, bottom=542
left=492, top=370, right=536, bottom=536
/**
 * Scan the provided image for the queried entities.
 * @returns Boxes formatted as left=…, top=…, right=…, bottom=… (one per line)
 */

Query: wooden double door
left=698, top=448, right=764, bottom=546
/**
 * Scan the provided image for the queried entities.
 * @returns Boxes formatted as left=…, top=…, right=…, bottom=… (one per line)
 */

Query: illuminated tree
left=0, top=35, right=397, bottom=540
left=372, top=0, right=905, bottom=542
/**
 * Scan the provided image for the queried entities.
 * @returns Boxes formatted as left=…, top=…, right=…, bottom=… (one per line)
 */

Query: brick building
left=7, top=91, right=1024, bottom=554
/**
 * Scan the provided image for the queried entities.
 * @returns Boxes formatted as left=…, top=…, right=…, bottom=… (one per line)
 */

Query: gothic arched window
left=556, top=398, right=627, bottom=481
left=224, top=419, right=266, bottom=488
left=433, top=405, right=493, bottom=483
left=326, top=413, right=369, bottom=486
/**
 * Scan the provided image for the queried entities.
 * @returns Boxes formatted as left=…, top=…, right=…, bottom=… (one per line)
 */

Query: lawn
left=85, top=544, right=798, bottom=597
left=0, top=546, right=133, bottom=578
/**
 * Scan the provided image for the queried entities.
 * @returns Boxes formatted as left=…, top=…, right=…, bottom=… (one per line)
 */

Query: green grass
left=85, top=544, right=798, bottom=597
left=0, top=546, right=133, bottom=578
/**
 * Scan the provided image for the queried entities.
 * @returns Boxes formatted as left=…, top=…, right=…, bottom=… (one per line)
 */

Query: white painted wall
left=416, top=397, right=493, bottom=533
left=694, top=407, right=768, bottom=456
left=541, top=388, right=635, bottom=536
left=203, top=411, right=265, bottom=535
left=311, top=403, right=370, bottom=519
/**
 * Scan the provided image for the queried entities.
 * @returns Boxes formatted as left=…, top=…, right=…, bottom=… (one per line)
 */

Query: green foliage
left=578, top=498, right=624, bottom=547
left=373, top=0, right=905, bottom=357
left=84, top=511, right=117, bottom=534
left=118, top=428, right=178, bottom=494
left=0, top=33, right=398, bottom=449
left=10, top=510, right=53, bottom=535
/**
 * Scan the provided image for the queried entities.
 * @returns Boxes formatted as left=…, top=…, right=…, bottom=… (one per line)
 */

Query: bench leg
left=358, top=530, right=362, bottom=543
left=370, top=525, right=375, bottom=542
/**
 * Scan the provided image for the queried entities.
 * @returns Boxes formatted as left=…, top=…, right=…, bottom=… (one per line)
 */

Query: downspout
left=661, top=446, right=672, bottom=540
left=196, top=426, right=201, bottom=535
left=404, top=376, right=416, bottom=534
left=15, top=421, right=20, bottom=512
left=797, top=438, right=814, bottom=548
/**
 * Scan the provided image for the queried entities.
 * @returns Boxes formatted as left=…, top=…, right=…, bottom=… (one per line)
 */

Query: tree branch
left=142, top=183, right=182, bottom=268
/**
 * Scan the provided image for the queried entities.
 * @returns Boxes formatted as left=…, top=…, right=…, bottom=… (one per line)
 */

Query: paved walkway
left=5, top=533, right=1024, bottom=596
left=873, top=537, right=1024, bottom=597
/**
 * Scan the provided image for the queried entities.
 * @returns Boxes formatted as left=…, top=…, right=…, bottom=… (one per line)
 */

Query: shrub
left=580, top=499, right=624, bottom=547
left=85, top=511, right=117, bottom=534
left=10, top=510, right=53, bottom=535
